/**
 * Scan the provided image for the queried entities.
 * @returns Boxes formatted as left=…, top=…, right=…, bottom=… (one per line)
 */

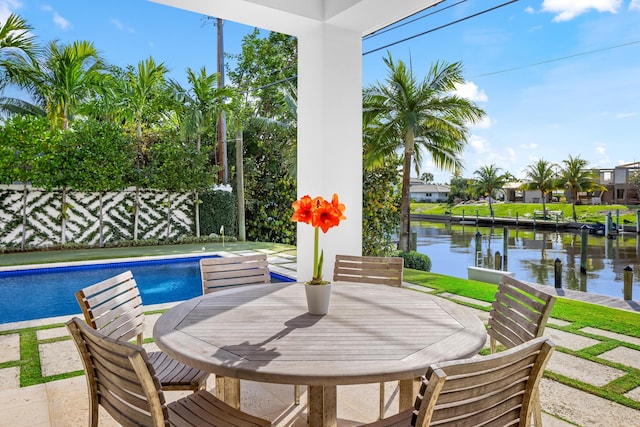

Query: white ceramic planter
left=304, top=283, right=332, bottom=315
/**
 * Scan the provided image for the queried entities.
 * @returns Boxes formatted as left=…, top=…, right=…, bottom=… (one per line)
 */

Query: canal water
left=413, top=220, right=640, bottom=300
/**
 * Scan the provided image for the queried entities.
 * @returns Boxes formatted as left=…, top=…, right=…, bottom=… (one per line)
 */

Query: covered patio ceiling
left=150, top=0, right=443, bottom=36
left=150, top=0, right=443, bottom=280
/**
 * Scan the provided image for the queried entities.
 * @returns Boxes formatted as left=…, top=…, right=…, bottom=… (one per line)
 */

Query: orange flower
left=331, top=193, right=347, bottom=221
left=312, top=197, right=342, bottom=233
left=291, top=193, right=347, bottom=284
left=291, top=195, right=314, bottom=224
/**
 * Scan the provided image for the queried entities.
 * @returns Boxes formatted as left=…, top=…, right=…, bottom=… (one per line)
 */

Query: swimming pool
left=0, top=255, right=294, bottom=325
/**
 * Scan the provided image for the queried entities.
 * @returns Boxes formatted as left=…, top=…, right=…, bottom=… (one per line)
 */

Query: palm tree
left=168, top=66, right=236, bottom=237
left=168, top=66, right=235, bottom=150
left=523, top=159, right=558, bottom=217
left=0, top=13, right=38, bottom=92
left=560, top=155, right=605, bottom=221
left=474, top=164, right=506, bottom=217
left=111, top=57, right=168, bottom=240
left=363, top=53, right=485, bottom=252
left=4, top=40, right=107, bottom=129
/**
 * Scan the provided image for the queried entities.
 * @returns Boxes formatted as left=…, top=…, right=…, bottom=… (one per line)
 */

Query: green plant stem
left=313, top=226, right=319, bottom=278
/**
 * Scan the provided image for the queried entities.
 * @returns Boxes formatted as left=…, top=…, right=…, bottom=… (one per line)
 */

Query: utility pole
left=216, top=17, right=228, bottom=184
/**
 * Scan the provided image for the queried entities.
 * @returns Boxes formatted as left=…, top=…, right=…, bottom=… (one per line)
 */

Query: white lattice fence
left=0, top=186, right=194, bottom=249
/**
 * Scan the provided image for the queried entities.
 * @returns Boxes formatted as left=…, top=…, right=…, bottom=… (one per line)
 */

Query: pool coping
left=0, top=251, right=225, bottom=272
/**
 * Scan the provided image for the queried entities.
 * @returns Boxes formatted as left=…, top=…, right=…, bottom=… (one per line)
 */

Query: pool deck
left=0, top=249, right=639, bottom=426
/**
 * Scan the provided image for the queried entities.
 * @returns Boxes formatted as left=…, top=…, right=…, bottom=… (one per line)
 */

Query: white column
left=297, top=24, right=363, bottom=282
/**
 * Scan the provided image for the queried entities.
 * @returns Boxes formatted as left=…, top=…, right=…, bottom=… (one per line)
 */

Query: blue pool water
left=0, top=256, right=294, bottom=325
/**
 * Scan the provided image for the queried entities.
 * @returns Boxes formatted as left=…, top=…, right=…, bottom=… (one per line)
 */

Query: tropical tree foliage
left=362, top=164, right=401, bottom=256
left=474, top=164, right=507, bottom=217
left=420, top=172, right=434, bottom=184
left=227, top=30, right=298, bottom=244
left=66, top=120, right=134, bottom=246
left=560, top=155, right=606, bottom=221
left=4, top=40, right=108, bottom=129
left=523, top=159, right=558, bottom=216
left=363, top=53, right=485, bottom=252
left=0, top=13, right=38, bottom=93
left=0, top=115, right=52, bottom=249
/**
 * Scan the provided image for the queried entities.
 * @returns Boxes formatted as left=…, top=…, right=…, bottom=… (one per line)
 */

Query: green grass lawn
left=412, top=202, right=639, bottom=224
left=403, top=268, right=640, bottom=411
left=403, top=269, right=640, bottom=336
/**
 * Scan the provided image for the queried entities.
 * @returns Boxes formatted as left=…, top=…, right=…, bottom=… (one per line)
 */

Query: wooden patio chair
left=200, top=254, right=300, bottom=405
left=360, top=337, right=555, bottom=427
left=333, top=254, right=404, bottom=287
left=333, top=254, right=404, bottom=419
left=66, top=317, right=271, bottom=427
left=487, top=275, right=557, bottom=426
left=200, top=254, right=271, bottom=294
left=75, top=270, right=209, bottom=393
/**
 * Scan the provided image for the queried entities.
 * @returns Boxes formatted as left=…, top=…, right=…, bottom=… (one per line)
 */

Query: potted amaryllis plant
left=292, top=194, right=346, bottom=314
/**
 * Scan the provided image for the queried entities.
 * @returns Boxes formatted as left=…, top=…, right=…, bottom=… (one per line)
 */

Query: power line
left=473, top=40, right=640, bottom=77
left=363, top=0, right=519, bottom=56
left=364, top=0, right=466, bottom=40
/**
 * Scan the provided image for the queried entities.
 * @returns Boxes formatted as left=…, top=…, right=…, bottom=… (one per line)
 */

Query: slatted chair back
left=333, top=255, right=404, bottom=287
left=67, top=317, right=169, bottom=427
left=487, top=275, right=557, bottom=353
left=411, top=337, right=555, bottom=427
left=201, top=254, right=271, bottom=294
left=75, top=270, right=146, bottom=346
left=67, top=317, right=271, bottom=427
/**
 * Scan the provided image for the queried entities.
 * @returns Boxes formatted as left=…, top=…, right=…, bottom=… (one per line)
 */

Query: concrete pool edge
left=0, top=251, right=228, bottom=273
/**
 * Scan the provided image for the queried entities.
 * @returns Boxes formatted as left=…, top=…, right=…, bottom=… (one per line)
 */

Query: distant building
left=502, top=183, right=546, bottom=203
left=410, top=183, right=450, bottom=202
left=598, top=162, right=640, bottom=205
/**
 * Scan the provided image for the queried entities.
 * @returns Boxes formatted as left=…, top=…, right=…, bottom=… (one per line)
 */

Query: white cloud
left=453, top=81, right=488, bottom=102
left=616, top=112, right=637, bottom=118
left=541, top=0, right=622, bottom=22
left=111, top=18, right=134, bottom=32
left=53, top=11, right=70, bottom=29
left=630, top=0, right=640, bottom=11
left=468, top=135, right=489, bottom=153
left=525, top=6, right=535, bottom=14
left=0, top=0, right=22, bottom=22
left=519, top=143, right=539, bottom=150
left=471, top=116, right=493, bottom=130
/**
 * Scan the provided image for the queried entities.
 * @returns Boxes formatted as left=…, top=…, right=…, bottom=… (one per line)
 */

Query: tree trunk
left=236, top=129, right=246, bottom=241
left=488, top=193, right=494, bottom=217
left=398, top=129, right=415, bottom=252
left=572, top=189, right=578, bottom=221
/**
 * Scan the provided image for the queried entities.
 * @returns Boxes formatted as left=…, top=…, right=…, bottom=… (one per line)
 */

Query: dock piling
left=554, top=258, right=562, bottom=288
left=624, top=266, right=633, bottom=300
left=580, top=225, right=589, bottom=274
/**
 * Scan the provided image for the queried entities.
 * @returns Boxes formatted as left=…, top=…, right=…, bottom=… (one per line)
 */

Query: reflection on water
left=414, top=221, right=640, bottom=300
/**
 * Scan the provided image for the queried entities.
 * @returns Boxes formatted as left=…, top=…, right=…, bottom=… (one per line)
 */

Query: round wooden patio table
left=153, top=282, right=486, bottom=427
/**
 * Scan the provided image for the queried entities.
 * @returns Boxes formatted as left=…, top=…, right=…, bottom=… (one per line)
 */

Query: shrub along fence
left=0, top=185, right=235, bottom=251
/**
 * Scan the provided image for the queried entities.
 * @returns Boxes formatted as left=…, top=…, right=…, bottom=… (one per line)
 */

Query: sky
left=2, top=0, right=639, bottom=184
